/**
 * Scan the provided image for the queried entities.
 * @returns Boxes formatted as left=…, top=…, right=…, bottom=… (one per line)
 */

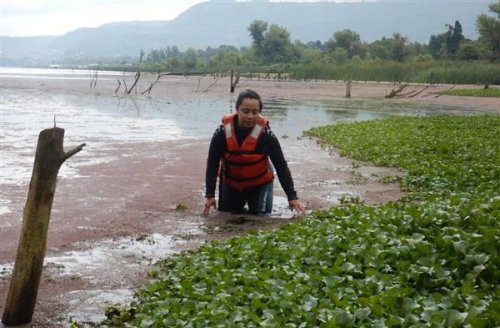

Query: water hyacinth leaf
left=341, top=262, right=356, bottom=272
left=332, top=308, right=354, bottom=327
left=452, top=240, right=467, bottom=255
left=402, top=297, right=420, bottom=312
left=465, top=253, right=489, bottom=265
left=354, top=307, right=371, bottom=320
left=446, top=309, right=468, bottom=326
left=301, top=294, right=318, bottom=312
left=231, top=311, right=243, bottom=323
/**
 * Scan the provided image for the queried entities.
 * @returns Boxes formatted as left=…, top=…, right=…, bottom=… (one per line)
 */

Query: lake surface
left=2, top=67, right=491, bottom=325
left=0, top=67, right=480, bottom=216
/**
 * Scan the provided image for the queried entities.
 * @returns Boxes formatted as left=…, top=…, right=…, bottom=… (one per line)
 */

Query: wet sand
left=0, top=74, right=498, bottom=326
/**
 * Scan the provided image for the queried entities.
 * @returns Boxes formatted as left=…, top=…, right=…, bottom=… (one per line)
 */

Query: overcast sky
left=1, top=0, right=206, bottom=37
left=0, top=1, right=369, bottom=37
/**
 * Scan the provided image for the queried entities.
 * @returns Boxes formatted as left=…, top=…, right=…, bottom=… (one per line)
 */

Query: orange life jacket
left=221, top=113, right=274, bottom=191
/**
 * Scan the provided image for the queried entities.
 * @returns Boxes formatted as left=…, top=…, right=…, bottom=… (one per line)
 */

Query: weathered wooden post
left=230, top=70, right=235, bottom=93
left=230, top=70, right=239, bottom=94
left=1, top=127, right=85, bottom=326
left=345, top=80, right=351, bottom=98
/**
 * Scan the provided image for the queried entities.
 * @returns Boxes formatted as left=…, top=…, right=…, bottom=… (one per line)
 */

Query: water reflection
left=252, top=96, right=481, bottom=144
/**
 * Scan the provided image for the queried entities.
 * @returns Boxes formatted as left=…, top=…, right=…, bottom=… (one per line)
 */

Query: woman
left=204, top=89, right=305, bottom=215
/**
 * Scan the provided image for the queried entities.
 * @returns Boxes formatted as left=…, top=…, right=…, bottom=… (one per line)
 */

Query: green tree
left=305, top=40, right=323, bottom=50
left=183, top=48, right=198, bottom=69
left=325, top=29, right=360, bottom=52
left=445, top=20, right=464, bottom=56
left=209, top=46, right=241, bottom=70
left=325, top=29, right=366, bottom=59
left=331, top=48, right=349, bottom=63
left=167, top=57, right=182, bottom=70
left=170, top=46, right=181, bottom=57
left=476, top=0, right=500, bottom=60
left=299, top=46, right=323, bottom=65
left=349, top=40, right=367, bottom=59
left=391, top=33, right=408, bottom=61
left=262, top=24, right=293, bottom=63
left=457, top=40, right=481, bottom=60
left=367, top=38, right=392, bottom=60
left=248, top=20, right=268, bottom=56
left=428, top=21, right=464, bottom=59
left=429, top=33, right=447, bottom=59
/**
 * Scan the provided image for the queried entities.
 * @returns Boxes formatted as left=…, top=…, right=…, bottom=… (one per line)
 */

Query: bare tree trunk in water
left=2, top=127, right=85, bottom=326
left=345, top=81, right=351, bottom=98
left=230, top=71, right=239, bottom=93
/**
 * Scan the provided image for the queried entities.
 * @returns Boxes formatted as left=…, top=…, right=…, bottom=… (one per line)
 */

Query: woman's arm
left=205, top=126, right=225, bottom=198
left=263, top=128, right=298, bottom=201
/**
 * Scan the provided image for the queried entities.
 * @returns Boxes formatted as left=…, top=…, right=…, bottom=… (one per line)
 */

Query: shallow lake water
left=0, top=68, right=486, bottom=325
left=0, top=69, right=476, bottom=190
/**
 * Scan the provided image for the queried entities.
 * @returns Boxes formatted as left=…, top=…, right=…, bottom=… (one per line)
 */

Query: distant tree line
left=106, top=1, right=500, bottom=84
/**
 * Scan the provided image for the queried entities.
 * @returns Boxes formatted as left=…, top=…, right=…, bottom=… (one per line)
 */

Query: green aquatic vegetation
left=305, top=115, right=500, bottom=195
left=379, top=174, right=401, bottom=184
left=175, top=203, right=187, bottom=211
left=339, top=194, right=363, bottom=205
left=438, top=87, right=500, bottom=98
left=103, top=198, right=499, bottom=327
left=101, top=115, right=499, bottom=327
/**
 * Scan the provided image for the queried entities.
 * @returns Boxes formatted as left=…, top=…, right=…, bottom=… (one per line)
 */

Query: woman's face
left=236, top=98, right=261, bottom=129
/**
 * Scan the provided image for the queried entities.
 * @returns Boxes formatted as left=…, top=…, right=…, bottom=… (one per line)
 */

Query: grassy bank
left=287, top=61, right=500, bottom=85
left=101, top=115, right=499, bottom=327
left=439, top=87, right=500, bottom=98
left=93, top=60, right=500, bottom=86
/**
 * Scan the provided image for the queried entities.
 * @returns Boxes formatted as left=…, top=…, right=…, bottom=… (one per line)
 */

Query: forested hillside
left=1, top=1, right=491, bottom=66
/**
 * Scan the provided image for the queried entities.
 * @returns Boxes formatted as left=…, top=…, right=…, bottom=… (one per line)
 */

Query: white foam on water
left=271, top=195, right=297, bottom=218
left=0, top=199, right=12, bottom=215
left=43, top=233, right=178, bottom=277
left=0, top=231, right=200, bottom=280
left=0, top=262, right=13, bottom=277
left=64, top=288, right=134, bottom=324
left=0, top=227, right=204, bottom=325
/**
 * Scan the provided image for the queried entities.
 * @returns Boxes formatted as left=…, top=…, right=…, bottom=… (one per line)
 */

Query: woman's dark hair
left=235, top=89, right=263, bottom=112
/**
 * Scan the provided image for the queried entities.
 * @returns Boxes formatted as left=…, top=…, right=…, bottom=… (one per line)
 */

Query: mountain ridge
left=1, top=1, right=491, bottom=66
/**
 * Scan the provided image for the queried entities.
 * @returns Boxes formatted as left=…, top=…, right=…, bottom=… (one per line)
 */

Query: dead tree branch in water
left=424, top=85, right=455, bottom=98
left=126, top=72, right=141, bottom=95
left=385, top=84, right=409, bottom=98
left=122, top=79, right=128, bottom=94
left=89, top=70, right=98, bottom=88
left=141, top=73, right=163, bottom=95
left=115, top=80, right=122, bottom=94
left=390, top=85, right=432, bottom=98
left=405, top=85, right=431, bottom=98
left=202, top=76, right=220, bottom=93
left=195, top=76, right=202, bottom=92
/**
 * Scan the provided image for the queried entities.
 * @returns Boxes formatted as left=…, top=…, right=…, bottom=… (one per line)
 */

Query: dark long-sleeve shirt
left=205, top=117, right=298, bottom=201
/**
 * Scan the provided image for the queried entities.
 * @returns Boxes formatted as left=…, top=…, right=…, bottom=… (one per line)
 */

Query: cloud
left=1, top=0, right=202, bottom=36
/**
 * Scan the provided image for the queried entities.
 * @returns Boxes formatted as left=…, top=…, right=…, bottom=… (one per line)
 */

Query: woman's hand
left=203, top=197, right=217, bottom=215
left=289, top=199, right=306, bottom=215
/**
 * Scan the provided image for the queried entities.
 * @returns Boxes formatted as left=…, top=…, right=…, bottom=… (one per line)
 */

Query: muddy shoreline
left=0, top=74, right=498, bottom=327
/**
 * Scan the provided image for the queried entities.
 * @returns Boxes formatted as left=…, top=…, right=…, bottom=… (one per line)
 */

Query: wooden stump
left=2, top=127, right=85, bottom=326
left=345, top=80, right=351, bottom=98
left=230, top=70, right=239, bottom=93
left=230, top=70, right=235, bottom=93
